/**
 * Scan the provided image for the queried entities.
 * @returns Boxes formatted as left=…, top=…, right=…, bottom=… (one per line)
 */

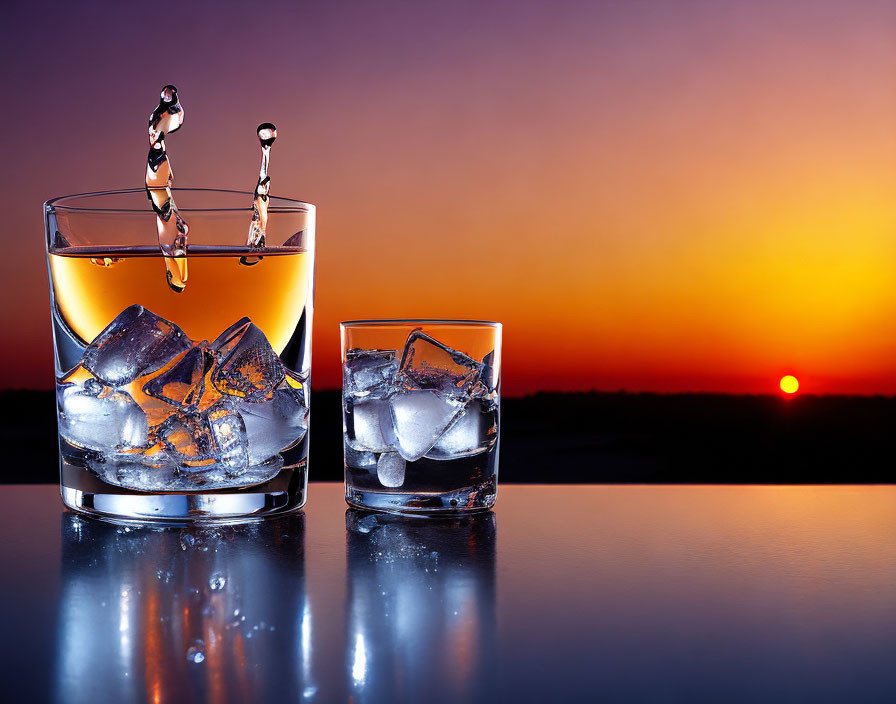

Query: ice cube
left=156, top=413, right=214, bottom=463
left=83, top=305, right=192, bottom=386
left=193, top=368, right=224, bottom=413
left=84, top=378, right=103, bottom=396
left=94, top=461, right=178, bottom=492
left=344, top=444, right=377, bottom=470
left=397, top=330, right=484, bottom=399
left=347, top=512, right=380, bottom=534
left=121, top=440, right=170, bottom=467
left=345, top=398, right=396, bottom=453
left=476, top=349, right=498, bottom=397
left=283, top=369, right=308, bottom=406
left=388, top=390, right=463, bottom=461
left=210, top=318, right=285, bottom=401
left=211, top=318, right=249, bottom=355
left=235, top=387, right=308, bottom=465
left=58, top=383, right=149, bottom=452
left=425, top=400, right=498, bottom=460
left=377, top=452, right=406, bottom=488
left=206, top=404, right=249, bottom=473
left=92, top=455, right=283, bottom=491
left=125, top=382, right=179, bottom=430
left=344, top=348, right=397, bottom=398
left=142, top=344, right=213, bottom=406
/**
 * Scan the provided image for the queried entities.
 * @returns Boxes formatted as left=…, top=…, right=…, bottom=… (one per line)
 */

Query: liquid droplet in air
left=146, top=85, right=189, bottom=292
left=241, top=122, right=277, bottom=267
left=187, top=642, right=206, bottom=664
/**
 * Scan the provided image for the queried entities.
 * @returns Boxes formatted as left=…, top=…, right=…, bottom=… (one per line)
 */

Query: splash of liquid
left=241, top=123, right=277, bottom=266
left=146, top=85, right=189, bottom=292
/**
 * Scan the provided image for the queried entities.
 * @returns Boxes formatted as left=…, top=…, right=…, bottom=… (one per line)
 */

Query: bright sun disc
left=779, top=375, right=799, bottom=394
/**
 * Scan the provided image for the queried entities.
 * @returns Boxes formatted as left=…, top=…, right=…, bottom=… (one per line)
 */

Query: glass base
left=345, top=480, right=497, bottom=516
left=60, top=460, right=307, bottom=523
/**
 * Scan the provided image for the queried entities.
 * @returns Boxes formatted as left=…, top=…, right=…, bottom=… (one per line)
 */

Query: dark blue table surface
left=1, top=484, right=894, bottom=703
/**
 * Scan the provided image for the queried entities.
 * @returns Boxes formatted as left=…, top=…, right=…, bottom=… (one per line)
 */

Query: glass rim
left=44, top=187, right=314, bottom=214
left=341, top=318, right=501, bottom=328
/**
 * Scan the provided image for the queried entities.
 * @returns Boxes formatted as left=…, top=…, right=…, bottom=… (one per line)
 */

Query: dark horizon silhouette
left=4, top=389, right=892, bottom=485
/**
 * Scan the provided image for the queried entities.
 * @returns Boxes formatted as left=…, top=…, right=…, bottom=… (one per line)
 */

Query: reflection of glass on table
left=345, top=510, right=498, bottom=699
left=56, top=512, right=310, bottom=702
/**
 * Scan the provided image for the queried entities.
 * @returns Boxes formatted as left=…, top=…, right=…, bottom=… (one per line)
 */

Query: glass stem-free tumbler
left=45, top=188, right=315, bottom=521
left=341, top=320, right=501, bottom=514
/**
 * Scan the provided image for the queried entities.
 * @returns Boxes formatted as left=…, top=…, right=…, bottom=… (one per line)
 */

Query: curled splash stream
left=146, top=85, right=189, bottom=292
left=241, top=123, right=277, bottom=266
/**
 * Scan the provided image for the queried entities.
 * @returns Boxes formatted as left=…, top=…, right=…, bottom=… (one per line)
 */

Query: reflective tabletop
left=1, top=484, right=894, bottom=702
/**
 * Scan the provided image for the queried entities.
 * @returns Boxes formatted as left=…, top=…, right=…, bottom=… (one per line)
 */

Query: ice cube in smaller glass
left=397, top=330, right=484, bottom=399
left=344, top=348, right=397, bottom=398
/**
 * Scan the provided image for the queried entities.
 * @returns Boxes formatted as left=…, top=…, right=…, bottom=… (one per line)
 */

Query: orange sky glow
left=2, top=0, right=894, bottom=395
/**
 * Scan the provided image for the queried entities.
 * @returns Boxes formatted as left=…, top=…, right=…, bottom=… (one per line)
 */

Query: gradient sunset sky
left=2, top=0, right=894, bottom=395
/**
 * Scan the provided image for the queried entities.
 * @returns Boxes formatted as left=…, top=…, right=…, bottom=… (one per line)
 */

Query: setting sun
left=780, top=375, right=799, bottom=394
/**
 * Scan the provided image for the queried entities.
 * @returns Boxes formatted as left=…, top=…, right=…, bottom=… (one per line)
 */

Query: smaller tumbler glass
left=340, top=320, right=501, bottom=514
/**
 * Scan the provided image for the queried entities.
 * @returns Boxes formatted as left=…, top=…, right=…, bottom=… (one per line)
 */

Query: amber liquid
left=48, top=246, right=312, bottom=357
left=50, top=245, right=313, bottom=505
